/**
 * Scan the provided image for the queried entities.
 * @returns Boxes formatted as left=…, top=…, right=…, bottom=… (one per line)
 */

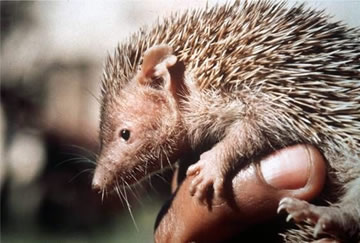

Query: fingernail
left=260, top=145, right=311, bottom=190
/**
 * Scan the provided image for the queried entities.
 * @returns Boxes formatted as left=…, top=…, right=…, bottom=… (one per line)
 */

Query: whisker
left=64, top=144, right=98, bottom=161
left=123, top=179, right=143, bottom=207
left=163, top=150, right=173, bottom=170
left=69, top=168, right=94, bottom=183
left=115, top=179, right=125, bottom=207
left=153, top=172, right=170, bottom=185
left=147, top=175, right=159, bottom=196
left=122, top=184, right=139, bottom=232
left=101, top=188, right=105, bottom=203
left=56, top=157, right=96, bottom=168
left=160, top=152, right=164, bottom=171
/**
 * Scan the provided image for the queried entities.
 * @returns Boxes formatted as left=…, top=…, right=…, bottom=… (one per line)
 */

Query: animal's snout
left=92, top=165, right=109, bottom=192
left=92, top=173, right=103, bottom=192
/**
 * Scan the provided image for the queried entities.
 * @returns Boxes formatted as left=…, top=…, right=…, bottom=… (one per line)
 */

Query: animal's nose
left=92, top=175, right=102, bottom=192
left=92, top=167, right=106, bottom=192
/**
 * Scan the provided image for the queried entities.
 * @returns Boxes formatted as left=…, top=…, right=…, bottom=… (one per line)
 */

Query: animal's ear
left=136, top=44, right=180, bottom=92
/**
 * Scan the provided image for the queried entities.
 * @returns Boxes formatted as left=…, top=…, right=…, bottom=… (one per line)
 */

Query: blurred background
left=1, top=1, right=359, bottom=242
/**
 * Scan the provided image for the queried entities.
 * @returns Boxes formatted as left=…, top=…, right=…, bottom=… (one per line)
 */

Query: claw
left=277, top=197, right=293, bottom=214
left=279, top=197, right=290, bottom=205
left=277, top=203, right=286, bottom=214
left=278, top=197, right=346, bottom=240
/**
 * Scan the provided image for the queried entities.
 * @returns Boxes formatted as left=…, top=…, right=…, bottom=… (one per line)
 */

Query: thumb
left=259, top=144, right=327, bottom=201
left=227, top=144, right=327, bottom=225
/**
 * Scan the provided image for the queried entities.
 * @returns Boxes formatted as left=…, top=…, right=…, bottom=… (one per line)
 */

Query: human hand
left=154, top=144, right=327, bottom=242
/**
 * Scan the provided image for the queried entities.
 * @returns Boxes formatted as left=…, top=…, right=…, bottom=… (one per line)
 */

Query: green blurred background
left=1, top=1, right=359, bottom=242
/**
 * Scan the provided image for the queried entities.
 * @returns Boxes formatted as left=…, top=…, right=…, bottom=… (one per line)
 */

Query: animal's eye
left=119, top=129, right=130, bottom=141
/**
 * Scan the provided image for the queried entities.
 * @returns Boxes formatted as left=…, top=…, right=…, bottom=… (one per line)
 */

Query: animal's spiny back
left=102, top=1, right=360, bottom=145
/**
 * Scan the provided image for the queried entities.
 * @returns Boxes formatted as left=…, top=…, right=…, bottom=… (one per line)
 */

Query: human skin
left=154, top=144, right=328, bottom=242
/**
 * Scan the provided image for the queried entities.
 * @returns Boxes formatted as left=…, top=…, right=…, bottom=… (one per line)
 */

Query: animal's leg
left=278, top=176, right=360, bottom=241
left=187, top=122, right=260, bottom=204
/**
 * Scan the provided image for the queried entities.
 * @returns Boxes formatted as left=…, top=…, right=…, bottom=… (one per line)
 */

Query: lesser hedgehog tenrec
left=92, top=1, right=360, bottom=242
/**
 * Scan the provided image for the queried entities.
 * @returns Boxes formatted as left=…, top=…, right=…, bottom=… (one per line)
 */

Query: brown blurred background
left=1, top=1, right=359, bottom=242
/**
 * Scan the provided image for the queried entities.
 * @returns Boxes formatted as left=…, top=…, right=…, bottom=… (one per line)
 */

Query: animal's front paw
left=186, top=152, right=225, bottom=205
left=278, top=197, right=350, bottom=240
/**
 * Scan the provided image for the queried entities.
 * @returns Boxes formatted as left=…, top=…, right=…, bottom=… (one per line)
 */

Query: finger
left=228, top=144, right=326, bottom=225
left=259, top=144, right=326, bottom=202
left=187, top=163, right=200, bottom=176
